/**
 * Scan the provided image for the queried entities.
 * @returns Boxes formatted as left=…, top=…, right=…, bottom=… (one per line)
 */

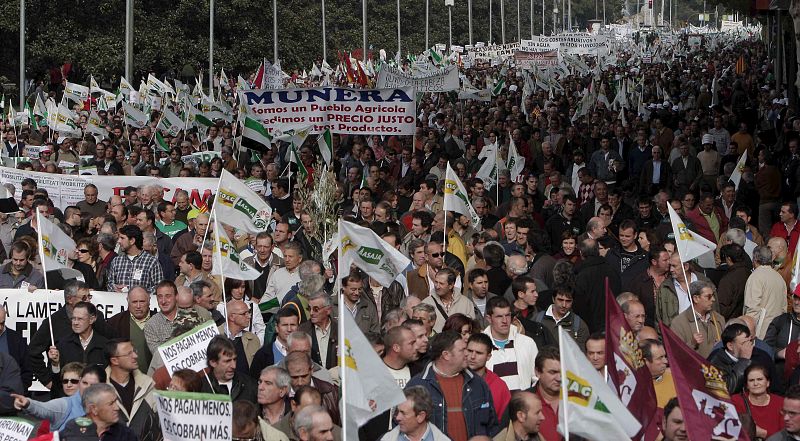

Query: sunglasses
left=77, top=249, right=90, bottom=254
left=429, top=252, right=443, bottom=258
left=62, top=378, right=80, bottom=385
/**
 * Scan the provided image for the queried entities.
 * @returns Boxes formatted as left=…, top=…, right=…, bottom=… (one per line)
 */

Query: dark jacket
left=573, top=256, right=621, bottom=333
left=0, top=352, right=22, bottom=416
left=28, top=307, right=111, bottom=387
left=363, top=280, right=405, bottom=319
left=200, top=370, right=257, bottom=404
left=717, top=261, right=752, bottom=321
left=299, top=319, right=339, bottom=370
left=59, top=418, right=138, bottom=441
left=707, top=350, right=751, bottom=395
left=623, top=268, right=660, bottom=327
left=639, top=159, right=673, bottom=196
left=3, top=326, right=32, bottom=390
left=406, top=362, right=499, bottom=438
left=53, top=332, right=109, bottom=373
left=314, top=377, right=342, bottom=426
left=765, top=313, right=800, bottom=353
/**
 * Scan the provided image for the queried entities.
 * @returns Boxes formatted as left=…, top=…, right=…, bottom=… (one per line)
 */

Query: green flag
left=492, top=78, right=505, bottom=96
left=241, top=116, right=272, bottom=153
left=290, top=143, right=308, bottom=183
left=154, top=132, right=170, bottom=152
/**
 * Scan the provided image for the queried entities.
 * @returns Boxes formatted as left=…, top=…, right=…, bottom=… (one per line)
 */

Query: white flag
left=338, top=220, right=411, bottom=287
left=64, top=82, right=90, bottom=100
left=507, top=138, right=526, bottom=182
left=211, top=221, right=261, bottom=280
left=38, top=213, right=76, bottom=271
left=444, top=163, right=481, bottom=229
left=122, top=103, right=148, bottom=128
left=216, top=169, right=273, bottom=234
left=667, top=203, right=717, bottom=263
left=558, top=327, right=641, bottom=440
left=729, top=150, right=747, bottom=190
left=342, top=309, right=406, bottom=429
left=476, top=143, right=498, bottom=189
left=790, top=238, right=800, bottom=293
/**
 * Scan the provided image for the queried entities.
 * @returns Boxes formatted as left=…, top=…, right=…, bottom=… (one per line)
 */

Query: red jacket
left=684, top=206, right=728, bottom=243
left=770, top=221, right=800, bottom=257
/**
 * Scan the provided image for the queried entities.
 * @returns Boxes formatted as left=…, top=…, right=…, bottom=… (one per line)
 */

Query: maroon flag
left=253, top=60, right=265, bottom=89
left=605, top=280, right=658, bottom=441
left=660, top=323, right=750, bottom=441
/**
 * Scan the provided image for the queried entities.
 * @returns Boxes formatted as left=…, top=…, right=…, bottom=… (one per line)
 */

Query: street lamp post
left=446, top=0, right=454, bottom=48
left=209, top=0, right=214, bottom=94
left=20, top=0, right=25, bottom=109
left=125, top=0, right=133, bottom=82
left=468, top=0, right=473, bottom=44
left=273, top=0, right=278, bottom=62
left=500, top=0, right=505, bottom=43
left=426, top=0, right=430, bottom=49
left=322, top=0, right=327, bottom=61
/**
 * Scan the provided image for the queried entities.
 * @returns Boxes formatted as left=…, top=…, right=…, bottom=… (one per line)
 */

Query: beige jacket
left=744, top=265, right=788, bottom=339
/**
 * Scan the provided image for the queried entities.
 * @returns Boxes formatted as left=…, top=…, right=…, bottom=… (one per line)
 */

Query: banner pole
left=200, top=174, right=223, bottom=253
left=677, top=251, right=701, bottom=334
left=338, top=224, right=348, bottom=440
left=35, top=208, right=54, bottom=347
left=560, top=328, right=570, bottom=441
left=211, top=211, right=228, bottom=323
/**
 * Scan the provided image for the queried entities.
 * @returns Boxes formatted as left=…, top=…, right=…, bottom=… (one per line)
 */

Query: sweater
left=483, top=325, right=539, bottom=391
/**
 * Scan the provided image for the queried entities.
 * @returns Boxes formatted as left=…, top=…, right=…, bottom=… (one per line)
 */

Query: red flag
left=605, top=279, right=658, bottom=441
left=660, top=323, right=751, bottom=441
left=253, top=59, right=265, bottom=89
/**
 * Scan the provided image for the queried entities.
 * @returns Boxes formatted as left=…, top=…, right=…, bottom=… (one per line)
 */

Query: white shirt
left=674, top=273, right=698, bottom=314
left=261, top=266, right=301, bottom=305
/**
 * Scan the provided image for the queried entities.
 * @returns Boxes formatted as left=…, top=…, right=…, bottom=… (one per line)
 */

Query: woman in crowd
left=731, top=364, right=783, bottom=439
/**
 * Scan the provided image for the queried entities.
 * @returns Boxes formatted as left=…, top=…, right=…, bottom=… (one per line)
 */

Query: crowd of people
left=0, top=29, right=799, bottom=441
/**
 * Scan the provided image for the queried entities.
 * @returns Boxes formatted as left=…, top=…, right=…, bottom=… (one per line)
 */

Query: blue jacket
left=406, top=362, right=499, bottom=438
left=26, top=390, right=85, bottom=431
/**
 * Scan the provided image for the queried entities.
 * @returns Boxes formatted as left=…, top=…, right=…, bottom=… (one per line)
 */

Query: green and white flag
left=277, top=125, right=313, bottom=150
left=219, top=68, right=230, bottom=90
left=122, top=103, right=148, bottom=128
left=33, top=94, right=47, bottom=117
left=24, top=102, right=36, bottom=130
left=216, top=169, right=273, bottom=233
left=338, top=219, right=411, bottom=287
left=444, top=163, right=481, bottom=229
left=158, top=108, right=186, bottom=136
left=147, top=73, right=175, bottom=96
left=64, top=81, right=90, bottom=101
left=38, top=212, right=76, bottom=271
left=317, top=128, right=333, bottom=165
left=507, top=138, right=525, bottom=182
left=491, top=78, right=505, bottom=96
left=153, top=390, right=232, bottom=441
left=120, top=76, right=134, bottom=95
left=154, top=132, right=170, bottom=152
left=188, top=106, right=213, bottom=130
left=476, top=143, right=498, bottom=188
left=288, top=142, right=308, bottom=183
left=241, top=116, right=272, bottom=152
left=557, top=327, right=642, bottom=440
left=86, top=110, right=108, bottom=139
left=211, top=221, right=261, bottom=280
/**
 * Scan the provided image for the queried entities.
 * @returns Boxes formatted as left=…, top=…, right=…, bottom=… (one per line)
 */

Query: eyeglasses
left=62, top=378, right=80, bottom=385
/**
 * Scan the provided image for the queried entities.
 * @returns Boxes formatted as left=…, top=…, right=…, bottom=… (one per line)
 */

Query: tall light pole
left=500, top=0, right=505, bottom=43
left=468, top=0, right=473, bottom=45
left=125, top=0, right=133, bottom=81
left=273, top=0, right=278, bottom=62
left=517, top=0, right=521, bottom=41
left=397, top=0, right=402, bottom=56
left=209, top=0, right=214, bottom=94
left=322, top=0, right=327, bottom=61
left=446, top=0, right=454, bottom=48
left=530, top=0, right=534, bottom=37
left=425, top=0, right=430, bottom=49
left=489, top=0, right=492, bottom=43
left=363, top=0, right=367, bottom=62
left=542, top=0, right=545, bottom=34
left=19, top=0, right=25, bottom=109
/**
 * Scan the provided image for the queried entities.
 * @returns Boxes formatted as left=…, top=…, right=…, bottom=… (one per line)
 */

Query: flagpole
left=338, top=224, right=348, bottom=441
left=677, top=251, right=701, bottom=334
left=211, top=211, right=228, bottom=323
left=149, top=115, right=164, bottom=165
left=559, top=329, right=570, bottom=441
left=443, top=210, right=448, bottom=260
left=495, top=144, right=499, bottom=205
left=35, top=209, right=55, bottom=347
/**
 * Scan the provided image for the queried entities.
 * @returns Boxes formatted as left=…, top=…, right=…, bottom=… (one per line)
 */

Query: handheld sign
left=154, top=390, right=232, bottom=441
left=0, top=418, right=35, bottom=441
left=157, top=321, right=219, bottom=375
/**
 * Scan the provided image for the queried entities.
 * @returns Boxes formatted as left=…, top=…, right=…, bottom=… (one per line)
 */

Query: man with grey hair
left=503, top=255, right=530, bottom=303
left=585, top=216, right=607, bottom=239
left=191, top=279, right=223, bottom=325
left=27, top=280, right=110, bottom=390
left=745, top=246, right=788, bottom=339
left=380, top=386, right=449, bottom=441
left=282, top=260, right=325, bottom=323
left=59, top=383, right=136, bottom=440
left=299, top=291, right=337, bottom=369
left=670, top=280, right=725, bottom=357
left=293, top=404, right=334, bottom=441
left=257, top=365, right=291, bottom=425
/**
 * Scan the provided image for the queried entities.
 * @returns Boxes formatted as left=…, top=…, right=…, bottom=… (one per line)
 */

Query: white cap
left=702, top=134, right=714, bottom=145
